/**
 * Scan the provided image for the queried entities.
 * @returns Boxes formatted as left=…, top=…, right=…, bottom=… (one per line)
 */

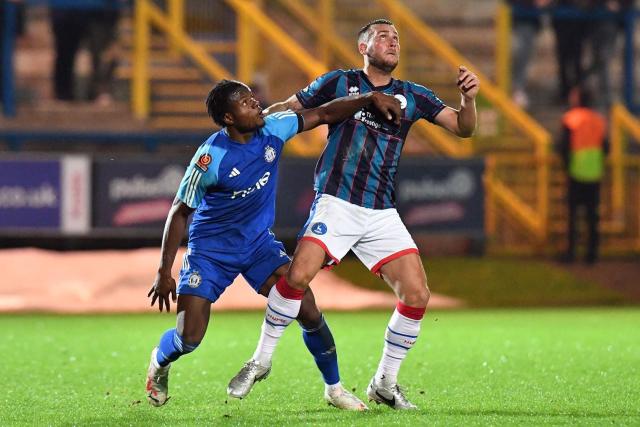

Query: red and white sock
left=252, top=277, right=304, bottom=366
left=374, top=301, right=425, bottom=386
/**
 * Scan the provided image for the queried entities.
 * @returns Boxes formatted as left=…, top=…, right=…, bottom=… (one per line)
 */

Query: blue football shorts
left=177, top=233, right=290, bottom=303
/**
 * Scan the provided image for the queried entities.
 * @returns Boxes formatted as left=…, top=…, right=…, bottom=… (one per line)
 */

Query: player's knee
left=286, top=266, right=313, bottom=290
left=402, top=282, right=430, bottom=308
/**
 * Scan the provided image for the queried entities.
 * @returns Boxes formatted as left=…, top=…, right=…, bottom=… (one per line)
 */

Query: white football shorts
left=300, top=193, right=419, bottom=274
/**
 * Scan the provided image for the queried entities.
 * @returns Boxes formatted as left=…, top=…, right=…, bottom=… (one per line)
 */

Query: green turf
left=4, top=310, right=639, bottom=426
left=333, top=256, right=628, bottom=307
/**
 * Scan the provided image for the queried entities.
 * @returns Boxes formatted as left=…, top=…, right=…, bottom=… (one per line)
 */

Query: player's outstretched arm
left=263, top=94, right=304, bottom=115
left=300, top=92, right=401, bottom=131
left=434, top=65, right=479, bottom=138
left=148, top=197, right=194, bottom=312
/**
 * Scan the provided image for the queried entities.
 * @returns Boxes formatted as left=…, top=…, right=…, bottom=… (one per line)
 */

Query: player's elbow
left=457, top=127, right=475, bottom=138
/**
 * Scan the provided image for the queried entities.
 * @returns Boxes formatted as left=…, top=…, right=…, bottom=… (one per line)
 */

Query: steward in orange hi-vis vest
left=558, top=86, right=608, bottom=265
left=562, top=107, right=607, bottom=182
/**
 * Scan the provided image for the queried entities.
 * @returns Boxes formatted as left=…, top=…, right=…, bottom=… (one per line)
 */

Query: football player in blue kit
left=145, top=79, right=401, bottom=410
left=229, top=19, right=479, bottom=410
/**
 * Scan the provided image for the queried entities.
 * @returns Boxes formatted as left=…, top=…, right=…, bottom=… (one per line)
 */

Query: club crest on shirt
left=188, top=271, right=201, bottom=288
left=264, top=146, right=276, bottom=163
left=311, top=222, right=327, bottom=235
left=394, top=94, right=407, bottom=109
left=196, top=153, right=212, bottom=171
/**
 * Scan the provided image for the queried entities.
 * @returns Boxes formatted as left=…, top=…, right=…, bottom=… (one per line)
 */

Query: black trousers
left=51, top=10, right=90, bottom=100
left=566, top=179, right=600, bottom=263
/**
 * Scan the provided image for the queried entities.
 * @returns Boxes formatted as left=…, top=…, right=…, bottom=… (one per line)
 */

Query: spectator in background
left=0, top=0, right=26, bottom=104
left=583, top=0, right=633, bottom=111
left=509, top=0, right=552, bottom=109
left=50, top=0, right=122, bottom=103
left=86, top=1, right=121, bottom=106
left=50, top=5, right=90, bottom=100
left=558, top=85, right=607, bottom=265
left=552, top=0, right=590, bottom=103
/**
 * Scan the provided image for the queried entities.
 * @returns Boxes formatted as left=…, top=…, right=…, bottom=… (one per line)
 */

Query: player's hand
left=371, top=92, right=402, bottom=125
left=148, top=271, right=177, bottom=312
left=457, top=66, right=479, bottom=100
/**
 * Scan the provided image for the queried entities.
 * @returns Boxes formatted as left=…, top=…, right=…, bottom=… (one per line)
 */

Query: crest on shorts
left=311, top=222, right=327, bottom=235
left=264, top=146, right=276, bottom=163
left=188, top=271, right=201, bottom=288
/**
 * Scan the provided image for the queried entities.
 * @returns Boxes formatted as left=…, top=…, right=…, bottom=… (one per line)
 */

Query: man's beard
left=367, top=53, right=398, bottom=73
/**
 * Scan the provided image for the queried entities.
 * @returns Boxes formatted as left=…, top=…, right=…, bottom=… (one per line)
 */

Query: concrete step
left=153, top=82, right=213, bottom=98
left=152, top=100, right=205, bottom=114
left=150, top=116, right=214, bottom=130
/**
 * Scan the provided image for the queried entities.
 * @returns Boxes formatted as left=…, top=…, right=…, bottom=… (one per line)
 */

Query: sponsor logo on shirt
left=230, top=171, right=271, bottom=199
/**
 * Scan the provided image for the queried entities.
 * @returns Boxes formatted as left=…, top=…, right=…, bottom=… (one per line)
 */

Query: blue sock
left=301, top=316, right=340, bottom=385
left=155, top=328, right=200, bottom=367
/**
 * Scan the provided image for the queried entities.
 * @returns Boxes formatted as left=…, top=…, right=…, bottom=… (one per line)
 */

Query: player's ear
left=358, top=41, right=367, bottom=55
left=223, top=112, right=234, bottom=126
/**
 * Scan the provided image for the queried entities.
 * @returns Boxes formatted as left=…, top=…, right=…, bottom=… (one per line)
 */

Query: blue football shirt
left=296, top=69, right=446, bottom=209
left=176, top=111, right=302, bottom=252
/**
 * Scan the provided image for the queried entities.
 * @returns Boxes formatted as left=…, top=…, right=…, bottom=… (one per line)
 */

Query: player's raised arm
left=148, top=197, right=194, bottom=312
left=300, top=92, right=401, bottom=131
left=263, top=94, right=304, bottom=115
left=433, top=65, right=479, bottom=138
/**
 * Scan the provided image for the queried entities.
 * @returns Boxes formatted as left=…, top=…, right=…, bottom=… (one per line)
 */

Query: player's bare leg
left=228, top=253, right=367, bottom=410
left=367, top=252, right=429, bottom=410
left=147, top=295, right=210, bottom=406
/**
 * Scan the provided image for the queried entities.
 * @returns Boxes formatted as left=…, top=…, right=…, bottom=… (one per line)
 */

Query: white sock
left=325, top=381, right=343, bottom=395
left=375, top=306, right=423, bottom=385
left=252, top=281, right=302, bottom=366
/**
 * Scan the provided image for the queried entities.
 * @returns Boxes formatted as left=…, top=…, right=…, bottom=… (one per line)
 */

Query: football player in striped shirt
left=145, top=79, right=401, bottom=410
left=229, top=19, right=479, bottom=410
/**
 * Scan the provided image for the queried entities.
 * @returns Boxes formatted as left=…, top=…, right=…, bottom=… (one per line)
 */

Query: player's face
left=365, top=24, right=400, bottom=72
left=227, top=88, right=265, bottom=132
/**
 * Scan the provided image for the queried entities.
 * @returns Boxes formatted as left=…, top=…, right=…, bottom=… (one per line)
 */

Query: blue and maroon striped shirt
left=296, top=69, right=446, bottom=209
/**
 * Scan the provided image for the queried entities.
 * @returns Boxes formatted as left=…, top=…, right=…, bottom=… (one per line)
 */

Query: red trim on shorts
left=370, top=248, right=419, bottom=276
left=397, top=301, right=426, bottom=320
left=300, top=236, right=340, bottom=265
left=275, top=277, right=304, bottom=300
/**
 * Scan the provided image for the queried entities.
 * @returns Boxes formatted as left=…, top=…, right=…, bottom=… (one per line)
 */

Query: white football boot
left=146, top=347, right=171, bottom=407
left=324, top=385, right=368, bottom=411
left=227, top=359, right=271, bottom=399
left=366, top=377, right=418, bottom=410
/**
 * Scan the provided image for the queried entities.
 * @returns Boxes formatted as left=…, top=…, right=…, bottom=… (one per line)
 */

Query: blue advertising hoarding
left=0, top=159, right=61, bottom=228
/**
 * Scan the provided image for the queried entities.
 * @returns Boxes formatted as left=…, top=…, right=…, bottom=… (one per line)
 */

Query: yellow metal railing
left=378, top=0, right=551, bottom=241
left=225, top=0, right=327, bottom=81
left=277, top=0, right=360, bottom=66
left=610, top=103, right=640, bottom=231
left=132, top=0, right=232, bottom=119
left=496, top=2, right=511, bottom=95
left=224, top=0, right=328, bottom=156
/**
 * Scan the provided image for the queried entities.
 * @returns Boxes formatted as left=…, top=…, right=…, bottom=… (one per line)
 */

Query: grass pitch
left=5, top=309, right=639, bottom=426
